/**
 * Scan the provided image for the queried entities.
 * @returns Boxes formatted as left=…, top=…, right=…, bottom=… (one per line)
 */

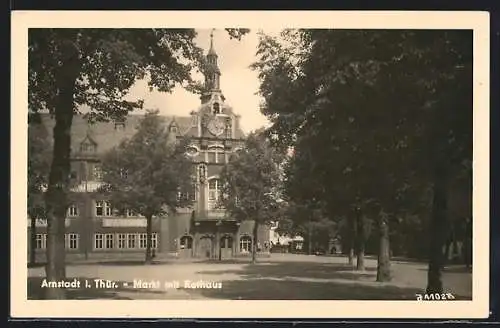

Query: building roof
left=36, top=112, right=245, bottom=157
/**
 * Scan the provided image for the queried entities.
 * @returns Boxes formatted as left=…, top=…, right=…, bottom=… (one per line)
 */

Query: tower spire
left=208, top=28, right=217, bottom=56
left=201, top=28, right=224, bottom=103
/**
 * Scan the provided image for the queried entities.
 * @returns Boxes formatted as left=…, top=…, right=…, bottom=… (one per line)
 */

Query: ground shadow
left=28, top=277, right=166, bottom=300
left=197, top=261, right=377, bottom=281
left=418, top=265, right=472, bottom=274
left=194, top=261, right=471, bottom=300
left=194, top=259, right=253, bottom=265
left=181, top=278, right=424, bottom=300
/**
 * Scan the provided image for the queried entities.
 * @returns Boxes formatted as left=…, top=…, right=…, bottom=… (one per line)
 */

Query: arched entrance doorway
left=179, top=235, right=193, bottom=258
left=198, top=235, right=213, bottom=259
left=219, top=234, right=234, bottom=259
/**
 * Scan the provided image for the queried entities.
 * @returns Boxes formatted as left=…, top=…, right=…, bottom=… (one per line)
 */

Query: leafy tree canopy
left=100, top=110, right=195, bottom=218
left=29, top=28, right=250, bottom=121
left=28, top=119, right=51, bottom=219
left=219, top=131, right=284, bottom=225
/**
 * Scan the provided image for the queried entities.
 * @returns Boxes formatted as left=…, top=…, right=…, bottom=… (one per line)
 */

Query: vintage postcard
left=11, top=10, right=489, bottom=319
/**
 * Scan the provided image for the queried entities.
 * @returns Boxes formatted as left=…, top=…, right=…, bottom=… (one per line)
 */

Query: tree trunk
left=44, top=111, right=72, bottom=299
left=145, top=215, right=153, bottom=264
left=308, top=220, right=312, bottom=255
left=355, top=211, right=365, bottom=271
left=348, top=248, right=354, bottom=266
left=444, top=240, right=451, bottom=263
left=426, top=165, right=449, bottom=294
left=376, top=213, right=391, bottom=282
left=43, top=36, right=81, bottom=299
left=29, top=216, right=37, bottom=266
left=252, top=221, right=259, bottom=264
left=348, top=217, right=355, bottom=266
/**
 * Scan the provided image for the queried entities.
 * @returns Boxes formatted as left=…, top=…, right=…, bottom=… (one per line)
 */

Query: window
left=127, top=234, right=137, bottom=249
left=139, top=233, right=147, bottom=249
left=138, top=233, right=157, bottom=249
left=80, top=142, right=96, bottom=153
left=177, top=184, right=196, bottom=203
left=170, top=125, right=178, bottom=134
left=117, top=234, right=127, bottom=249
left=208, top=147, right=224, bottom=164
left=126, top=209, right=136, bottom=217
left=115, top=122, right=125, bottom=131
left=152, top=233, right=158, bottom=249
left=95, top=201, right=103, bottom=216
left=240, top=236, right=252, bottom=253
left=35, top=234, right=46, bottom=249
left=186, top=146, right=199, bottom=157
left=67, top=204, right=78, bottom=217
left=94, top=233, right=104, bottom=249
left=213, top=102, right=220, bottom=114
left=65, top=233, right=79, bottom=249
left=96, top=201, right=113, bottom=217
left=120, top=168, right=128, bottom=179
left=226, top=121, right=232, bottom=139
left=105, top=234, right=114, bottom=249
left=208, top=178, right=222, bottom=210
left=207, top=152, right=216, bottom=163
left=93, top=164, right=103, bottom=180
left=105, top=201, right=112, bottom=216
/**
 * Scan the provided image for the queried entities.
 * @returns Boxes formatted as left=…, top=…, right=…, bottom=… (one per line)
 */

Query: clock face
left=208, top=117, right=225, bottom=136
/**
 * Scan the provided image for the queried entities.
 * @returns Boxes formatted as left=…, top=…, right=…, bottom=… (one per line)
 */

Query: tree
left=28, top=28, right=249, bottom=298
left=219, top=131, right=283, bottom=263
left=28, top=116, right=51, bottom=265
left=251, top=29, right=472, bottom=288
left=100, top=110, right=195, bottom=263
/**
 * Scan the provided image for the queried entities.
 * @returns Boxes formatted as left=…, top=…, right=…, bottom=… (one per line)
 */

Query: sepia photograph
left=11, top=11, right=489, bottom=319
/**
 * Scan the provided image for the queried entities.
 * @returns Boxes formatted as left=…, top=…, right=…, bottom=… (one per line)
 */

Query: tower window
left=213, top=102, right=220, bottom=115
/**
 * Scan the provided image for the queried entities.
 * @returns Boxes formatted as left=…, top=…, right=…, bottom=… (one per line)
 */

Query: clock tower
left=196, top=29, right=239, bottom=141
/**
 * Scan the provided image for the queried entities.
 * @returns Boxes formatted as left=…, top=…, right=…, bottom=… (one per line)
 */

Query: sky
left=126, top=29, right=274, bottom=134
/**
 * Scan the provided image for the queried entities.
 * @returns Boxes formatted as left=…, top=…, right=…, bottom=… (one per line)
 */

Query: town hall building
left=28, top=33, right=271, bottom=260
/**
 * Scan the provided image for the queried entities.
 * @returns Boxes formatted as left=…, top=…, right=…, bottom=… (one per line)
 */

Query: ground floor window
left=138, top=233, right=158, bottom=249
left=95, top=233, right=104, bottom=249
left=117, top=233, right=127, bottom=249
left=35, top=233, right=47, bottom=249
left=180, top=235, right=193, bottom=249
left=105, top=233, right=114, bottom=249
left=128, top=234, right=136, bottom=249
left=94, top=232, right=159, bottom=250
left=65, top=233, right=79, bottom=249
left=139, top=233, right=147, bottom=249
left=239, top=236, right=252, bottom=253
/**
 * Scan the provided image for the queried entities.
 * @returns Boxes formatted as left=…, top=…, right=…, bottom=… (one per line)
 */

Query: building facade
left=28, top=34, right=271, bottom=260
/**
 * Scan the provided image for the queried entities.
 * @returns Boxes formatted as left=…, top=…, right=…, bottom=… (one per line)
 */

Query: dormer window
left=213, top=102, right=220, bottom=115
left=80, top=141, right=96, bottom=153
left=170, top=124, right=178, bottom=134
left=115, top=122, right=125, bottom=131
left=80, top=134, right=97, bottom=153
